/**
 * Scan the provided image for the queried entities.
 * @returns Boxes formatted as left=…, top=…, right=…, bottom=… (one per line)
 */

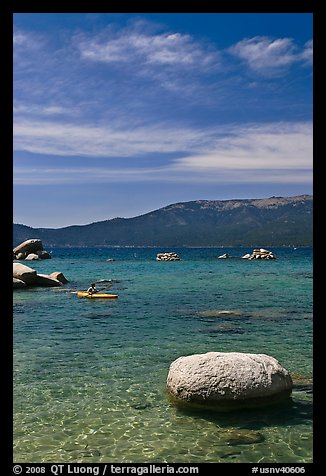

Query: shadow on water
left=174, top=395, right=313, bottom=431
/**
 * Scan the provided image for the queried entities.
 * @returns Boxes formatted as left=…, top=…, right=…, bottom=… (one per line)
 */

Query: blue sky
left=13, top=13, right=313, bottom=228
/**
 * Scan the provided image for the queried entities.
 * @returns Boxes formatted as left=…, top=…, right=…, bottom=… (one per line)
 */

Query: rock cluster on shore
left=156, top=252, right=181, bottom=261
left=13, top=239, right=51, bottom=261
left=242, top=248, right=276, bottom=260
left=13, top=239, right=68, bottom=289
left=13, top=262, right=69, bottom=289
left=166, top=351, right=292, bottom=411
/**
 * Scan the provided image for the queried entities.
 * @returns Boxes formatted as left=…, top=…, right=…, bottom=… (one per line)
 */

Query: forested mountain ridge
left=13, top=195, right=313, bottom=247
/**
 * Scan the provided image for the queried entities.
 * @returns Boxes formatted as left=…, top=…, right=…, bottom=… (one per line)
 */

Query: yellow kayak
left=77, top=292, right=118, bottom=299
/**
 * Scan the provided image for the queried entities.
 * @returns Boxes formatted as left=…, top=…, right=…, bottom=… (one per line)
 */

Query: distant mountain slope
left=13, top=195, right=313, bottom=247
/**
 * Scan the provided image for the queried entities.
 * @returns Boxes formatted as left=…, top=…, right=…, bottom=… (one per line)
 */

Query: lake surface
left=13, top=247, right=313, bottom=463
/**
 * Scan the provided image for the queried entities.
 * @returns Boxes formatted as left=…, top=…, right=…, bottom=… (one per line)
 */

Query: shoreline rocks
left=13, top=262, right=38, bottom=284
left=242, top=248, right=276, bottom=260
left=13, top=262, right=68, bottom=289
left=156, top=252, right=181, bottom=261
left=13, top=239, right=52, bottom=261
left=166, top=351, right=292, bottom=411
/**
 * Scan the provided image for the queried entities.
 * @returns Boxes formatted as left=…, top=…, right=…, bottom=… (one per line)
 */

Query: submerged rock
left=291, top=373, right=313, bottom=385
left=198, top=310, right=243, bottom=318
left=166, top=351, right=292, bottom=411
left=220, top=451, right=242, bottom=459
left=131, top=403, right=152, bottom=410
left=293, top=384, right=313, bottom=394
left=225, top=429, right=265, bottom=446
left=202, top=324, right=245, bottom=334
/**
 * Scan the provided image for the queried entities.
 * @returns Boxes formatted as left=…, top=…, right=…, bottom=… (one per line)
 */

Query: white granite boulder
left=25, top=253, right=40, bottom=260
left=13, top=263, right=68, bottom=288
left=242, top=249, right=276, bottom=260
left=13, top=263, right=38, bottom=284
left=49, top=271, right=69, bottom=284
left=156, top=252, right=181, bottom=261
left=13, top=239, right=43, bottom=255
left=166, top=351, right=292, bottom=411
left=13, top=239, right=52, bottom=260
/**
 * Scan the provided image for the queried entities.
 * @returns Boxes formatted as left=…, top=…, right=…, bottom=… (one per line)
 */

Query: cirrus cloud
left=229, top=36, right=313, bottom=75
left=76, top=23, right=220, bottom=71
left=13, top=119, right=312, bottom=186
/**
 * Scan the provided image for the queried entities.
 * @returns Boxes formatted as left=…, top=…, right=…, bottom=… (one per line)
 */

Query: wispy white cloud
left=13, top=22, right=313, bottom=133
left=13, top=120, right=312, bottom=185
left=77, top=25, right=219, bottom=71
left=73, top=22, right=222, bottom=101
left=229, top=36, right=313, bottom=75
left=13, top=119, right=213, bottom=157
left=13, top=164, right=311, bottom=186
left=300, top=39, right=313, bottom=65
left=13, top=24, right=223, bottom=121
left=175, top=122, right=312, bottom=171
left=13, top=23, right=312, bottom=187
left=13, top=31, right=36, bottom=47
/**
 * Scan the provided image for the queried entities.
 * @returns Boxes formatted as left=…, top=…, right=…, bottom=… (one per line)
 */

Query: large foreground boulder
left=166, top=351, right=292, bottom=411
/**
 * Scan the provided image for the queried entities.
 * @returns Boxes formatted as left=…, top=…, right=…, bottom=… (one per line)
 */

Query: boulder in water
left=13, top=263, right=38, bottom=284
left=13, top=239, right=43, bottom=256
left=156, top=252, right=181, bottom=261
left=166, top=351, right=292, bottom=411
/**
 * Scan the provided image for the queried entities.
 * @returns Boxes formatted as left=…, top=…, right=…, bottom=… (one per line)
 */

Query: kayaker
left=87, top=283, right=98, bottom=295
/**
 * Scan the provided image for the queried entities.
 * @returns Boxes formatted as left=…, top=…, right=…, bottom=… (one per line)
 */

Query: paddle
left=95, top=279, right=113, bottom=283
left=94, top=279, right=113, bottom=291
left=98, top=285, right=113, bottom=292
left=93, top=279, right=113, bottom=293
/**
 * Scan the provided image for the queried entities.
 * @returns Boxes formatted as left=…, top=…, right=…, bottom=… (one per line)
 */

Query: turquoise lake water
left=13, top=247, right=313, bottom=463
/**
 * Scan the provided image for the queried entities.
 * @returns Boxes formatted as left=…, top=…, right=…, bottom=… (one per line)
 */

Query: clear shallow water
left=13, top=247, right=313, bottom=463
